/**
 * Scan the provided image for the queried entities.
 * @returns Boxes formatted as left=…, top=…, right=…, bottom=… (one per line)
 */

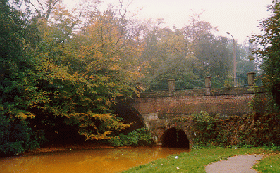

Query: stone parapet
left=139, top=86, right=265, bottom=98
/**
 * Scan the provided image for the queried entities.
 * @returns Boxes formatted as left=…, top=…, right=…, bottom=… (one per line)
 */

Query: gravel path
left=205, top=154, right=263, bottom=173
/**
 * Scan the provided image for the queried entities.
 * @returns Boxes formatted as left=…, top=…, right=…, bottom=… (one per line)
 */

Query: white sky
left=64, top=0, right=273, bottom=44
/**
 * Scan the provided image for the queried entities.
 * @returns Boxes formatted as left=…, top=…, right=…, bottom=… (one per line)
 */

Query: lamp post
left=227, top=32, right=237, bottom=87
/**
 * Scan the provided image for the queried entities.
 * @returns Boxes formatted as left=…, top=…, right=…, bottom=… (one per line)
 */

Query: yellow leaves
left=91, top=113, right=112, bottom=119
left=16, top=112, right=36, bottom=119
left=22, top=4, right=143, bottom=134
left=109, top=64, right=120, bottom=71
left=96, top=97, right=103, bottom=102
left=81, top=97, right=92, bottom=102
left=84, top=131, right=113, bottom=140
left=76, top=112, right=130, bottom=140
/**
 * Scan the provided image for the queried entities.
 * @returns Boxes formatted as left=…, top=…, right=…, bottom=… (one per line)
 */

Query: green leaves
left=252, top=1, right=280, bottom=109
left=0, top=0, right=144, bottom=148
left=0, top=114, right=39, bottom=156
left=108, top=128, right=153, bottom=147
left=139, top=16, right=254, bottom=90
left=76, top=113, right=130, bottom=140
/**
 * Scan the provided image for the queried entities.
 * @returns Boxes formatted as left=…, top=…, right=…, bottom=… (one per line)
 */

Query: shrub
left=109, top=128, right=153, bottom=147
left=191, top=110, right=280, bottom=147
left=0, top=114, right=39, bottom=156
left=191, top=111, right=218, bottom=146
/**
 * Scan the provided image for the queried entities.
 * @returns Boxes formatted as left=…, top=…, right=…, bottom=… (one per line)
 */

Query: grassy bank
left=122, top=147, right=279, bottom=173
left=254, top=152, right=280, bottom=173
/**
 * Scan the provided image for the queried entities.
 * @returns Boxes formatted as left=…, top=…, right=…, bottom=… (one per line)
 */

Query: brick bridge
left=122, top=73, right=264, bottom=148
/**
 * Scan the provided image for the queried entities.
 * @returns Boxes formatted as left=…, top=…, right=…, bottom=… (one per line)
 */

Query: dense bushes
left=109, top=128, right=153, bottom=147
left=0, top=115, right=39, bottom=156
left=0, top=0, right=39, bottom=156
left=191, top=109, right=280, bottom=148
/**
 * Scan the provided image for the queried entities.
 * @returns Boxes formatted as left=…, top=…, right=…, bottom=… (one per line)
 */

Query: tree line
left=1, top=0, right=276, bottom=156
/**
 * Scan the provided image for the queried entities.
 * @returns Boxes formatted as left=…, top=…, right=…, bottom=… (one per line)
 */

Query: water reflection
left=0, top=147, right=188, bottom=173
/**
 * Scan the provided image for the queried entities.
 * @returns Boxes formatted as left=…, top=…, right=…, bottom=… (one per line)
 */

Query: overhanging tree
left=253, top=0, right=280, bottom=108
left=24, top=4, right=140, bottom=141
left=0, top=0, right=41, bottom=156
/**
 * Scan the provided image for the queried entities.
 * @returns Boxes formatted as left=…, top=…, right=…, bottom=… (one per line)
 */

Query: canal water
left=0, top=147, right=188, bottom=173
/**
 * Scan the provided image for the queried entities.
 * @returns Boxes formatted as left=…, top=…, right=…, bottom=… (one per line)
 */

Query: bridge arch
left=114, top=102, right=145, bottom=134
left=161, top=127, right=190, bottom=148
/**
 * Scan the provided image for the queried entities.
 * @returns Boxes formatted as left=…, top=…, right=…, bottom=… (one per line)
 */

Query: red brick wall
left=130, top=94, right=254, bottom=117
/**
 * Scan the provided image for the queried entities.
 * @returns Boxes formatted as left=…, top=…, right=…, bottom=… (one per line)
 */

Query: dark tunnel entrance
left=162, top=127, right=190, bottom=148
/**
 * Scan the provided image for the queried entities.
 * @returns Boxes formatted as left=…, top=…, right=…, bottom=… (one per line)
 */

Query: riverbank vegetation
left=185, top=107, right=280, bottom=148
left=122, top=147, right=279, bottom=173
left=109, top=128, right=153, bottom=147
left=0, top=0, right=279, bottom=157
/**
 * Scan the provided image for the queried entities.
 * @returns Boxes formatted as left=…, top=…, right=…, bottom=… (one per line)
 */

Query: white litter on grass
left=175, top=156, right=178, bottom=159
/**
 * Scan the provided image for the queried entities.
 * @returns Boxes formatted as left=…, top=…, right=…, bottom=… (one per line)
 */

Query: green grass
left=122, top=147, right=272, bottom=173
left=254, top=153, right=280, bottom=173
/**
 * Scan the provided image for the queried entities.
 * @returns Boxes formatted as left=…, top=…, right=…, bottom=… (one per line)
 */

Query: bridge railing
left=138, top=72, right=265, bottom=98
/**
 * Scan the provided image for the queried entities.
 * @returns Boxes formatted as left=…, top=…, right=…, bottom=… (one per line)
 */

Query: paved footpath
left=205, top=155, right=263, bottom=173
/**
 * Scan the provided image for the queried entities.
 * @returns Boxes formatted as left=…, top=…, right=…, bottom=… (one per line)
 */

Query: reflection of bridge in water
left=118, top=74, right=264, bottom=148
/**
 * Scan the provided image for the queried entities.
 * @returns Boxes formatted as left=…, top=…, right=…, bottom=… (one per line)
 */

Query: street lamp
left=226, top=32, right=237, bottom=87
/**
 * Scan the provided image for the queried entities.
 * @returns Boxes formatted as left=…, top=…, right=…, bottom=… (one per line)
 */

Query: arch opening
left=162, top=127, right=190, bottom=148
left=113, top=102, right=145, bottom=134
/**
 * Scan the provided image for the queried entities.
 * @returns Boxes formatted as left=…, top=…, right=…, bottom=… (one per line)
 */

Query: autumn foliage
left=0, top=0, right=142, bottom=155
left=0, top=0, right=276, bottom=156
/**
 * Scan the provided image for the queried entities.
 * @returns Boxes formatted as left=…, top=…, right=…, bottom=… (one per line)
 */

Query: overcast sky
left=64, top=0, right=273, bottom=44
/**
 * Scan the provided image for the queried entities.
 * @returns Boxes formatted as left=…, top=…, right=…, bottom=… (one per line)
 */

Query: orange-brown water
left=0, top=147, right=188, bottom=173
